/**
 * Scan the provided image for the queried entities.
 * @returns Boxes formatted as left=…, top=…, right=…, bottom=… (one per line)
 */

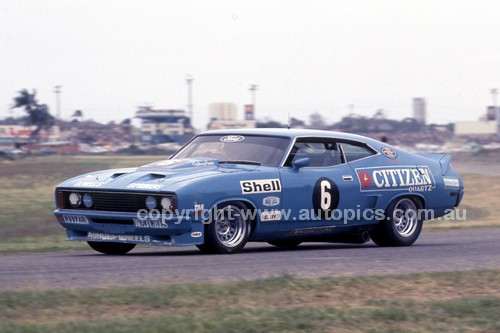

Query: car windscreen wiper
left=219, top=160, right=261, bottom=165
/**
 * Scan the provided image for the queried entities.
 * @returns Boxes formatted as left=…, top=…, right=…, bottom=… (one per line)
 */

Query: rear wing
left=416, top=153, right=451, bottom=175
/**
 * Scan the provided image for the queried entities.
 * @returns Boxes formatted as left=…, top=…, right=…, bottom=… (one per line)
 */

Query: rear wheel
left=87, top=241, right=136, bottom=255
left=268, top=240, right=302, bottom=248
left=370, top=197, right=423, bottom=247
left=197, top=203, right=251, bottom=254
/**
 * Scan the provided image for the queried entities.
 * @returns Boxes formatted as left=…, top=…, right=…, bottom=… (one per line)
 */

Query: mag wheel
left=370, top=197, right=423, bottom=247
left=268, top=240, right=302, bottom=248
left=87, top=241, right=136, bottom=255
left=197, top=203, right=251, bottom=254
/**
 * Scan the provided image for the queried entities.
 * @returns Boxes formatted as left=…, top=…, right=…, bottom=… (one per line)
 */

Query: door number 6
left=320, top=180, right=332, bottom=210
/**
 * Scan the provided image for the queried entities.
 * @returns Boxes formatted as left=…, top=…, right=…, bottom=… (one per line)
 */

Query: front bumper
left=53, top=209, right=204, bottom=246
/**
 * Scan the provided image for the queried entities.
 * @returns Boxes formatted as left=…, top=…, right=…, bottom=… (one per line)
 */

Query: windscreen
left=173, top=135, right=290, bottom=167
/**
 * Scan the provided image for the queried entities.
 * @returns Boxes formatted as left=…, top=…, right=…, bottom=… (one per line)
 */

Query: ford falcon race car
left=54, top=129, right=464, bottom=254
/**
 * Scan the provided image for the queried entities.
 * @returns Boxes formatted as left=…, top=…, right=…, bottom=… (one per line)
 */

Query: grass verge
left=1, top=270, right=499, bottom=332
left=0, top=235, right=88, bottom=254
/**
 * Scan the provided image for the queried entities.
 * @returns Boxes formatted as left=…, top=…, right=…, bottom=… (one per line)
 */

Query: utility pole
left=492, top=88, right=499, bottom=128
left=249, top=84, right=258, bottom=115
left=54, top=85, right=62, bottom=120
left=186, top=75, right=193, bottom=120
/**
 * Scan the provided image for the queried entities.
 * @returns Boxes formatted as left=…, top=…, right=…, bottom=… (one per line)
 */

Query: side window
left=284, top=140, right=343, bottom=167
left=340, top=143, right=375, bottom=162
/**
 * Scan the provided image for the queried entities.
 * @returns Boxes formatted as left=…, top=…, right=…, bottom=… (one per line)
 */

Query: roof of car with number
left=201, top=128, right=384, bottom=147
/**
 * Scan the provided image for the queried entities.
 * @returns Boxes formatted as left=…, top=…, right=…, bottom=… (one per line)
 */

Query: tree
left=72, top=110, right=83, bottom=119
left=11, top=89, right=55, bottom=138
left=309, top=112, right=326, bottom=129
left=256, top=118, right=284, bottom=128
left=290, top=117, right=306, bottom=128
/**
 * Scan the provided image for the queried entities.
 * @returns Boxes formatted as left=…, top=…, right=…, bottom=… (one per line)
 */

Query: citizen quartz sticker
left=240, top=179, right=281, bottom=194
left=355, top=166, right=436, bottom=192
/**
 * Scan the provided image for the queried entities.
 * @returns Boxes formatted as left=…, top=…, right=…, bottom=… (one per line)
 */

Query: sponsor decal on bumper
left=133, top=218, right=168, bottom=228
left=63, top=215, right=89, bottom=224
left=87, top=232, right=151, bottom=243
left=191, top=231, right=202, bottom=238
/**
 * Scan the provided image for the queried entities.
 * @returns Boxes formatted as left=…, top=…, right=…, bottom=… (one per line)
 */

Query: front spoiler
left=54, top=209, right=205, bottom=246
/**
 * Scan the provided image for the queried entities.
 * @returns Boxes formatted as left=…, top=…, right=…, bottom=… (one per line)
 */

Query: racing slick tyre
left=197, top=202, right=251, bottom=254
left=87, top=241, right=136, bottom=255
left=370, top=196, right=423, bottom=247
left=268, top=240, right=302, bottom=248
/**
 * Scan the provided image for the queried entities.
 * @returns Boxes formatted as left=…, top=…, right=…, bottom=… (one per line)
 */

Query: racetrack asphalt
left=1, top=228, right=499, bottom=291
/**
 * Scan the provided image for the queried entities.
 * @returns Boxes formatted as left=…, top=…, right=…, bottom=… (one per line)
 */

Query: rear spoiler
left=416, top=153, right=451, bottom=175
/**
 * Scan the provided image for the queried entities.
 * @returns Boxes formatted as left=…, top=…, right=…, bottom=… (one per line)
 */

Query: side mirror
left=292, top=157, right=310, bottom=171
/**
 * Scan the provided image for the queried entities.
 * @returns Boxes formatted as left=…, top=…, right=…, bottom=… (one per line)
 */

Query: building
left=209, top=102, right=237, bottom=121
left=0, top=125, right=60, bottom=148
left=207, top=102, right=256, bottom=130
left=454, top=121, right=497, bottom=135
left=208, top=119, right=257, bottom=130
left=135, top=106, right=194, bottom=145
left=413, top=98, right=427, bottom=125
left=26, top=141, right=79, bottom=154
left=244, top=104, right=255, bottom=120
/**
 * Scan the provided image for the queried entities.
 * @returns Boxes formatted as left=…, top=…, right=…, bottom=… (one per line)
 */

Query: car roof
left=200, top=128, right=383, bottom=147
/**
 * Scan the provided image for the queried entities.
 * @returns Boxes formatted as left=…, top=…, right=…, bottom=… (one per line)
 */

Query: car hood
left=56, top=158, right=260, bottom=191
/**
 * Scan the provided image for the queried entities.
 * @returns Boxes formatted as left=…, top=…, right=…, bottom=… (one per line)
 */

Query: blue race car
left=54, top=129, right=464, bottom=254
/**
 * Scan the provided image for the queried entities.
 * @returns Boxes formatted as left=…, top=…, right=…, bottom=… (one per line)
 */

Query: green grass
left=0, top=155, right=499, bottom=253
left=0, top=235, right=88, bottom=254
left=1, top=270, right=499, bottom=332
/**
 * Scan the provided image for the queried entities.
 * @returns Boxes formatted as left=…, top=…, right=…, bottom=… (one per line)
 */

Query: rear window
left=340, top=143, right=375, bottom=162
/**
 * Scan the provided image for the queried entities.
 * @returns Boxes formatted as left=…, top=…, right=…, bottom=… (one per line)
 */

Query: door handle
left=342, top=175, right=353, bottom=181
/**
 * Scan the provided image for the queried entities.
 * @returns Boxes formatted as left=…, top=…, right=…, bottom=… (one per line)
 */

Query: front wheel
left=87, top=241, right=136, bottom=255
left=370, top=197, right=423, bottom=247
left=197, top=203, right=251, bottom=254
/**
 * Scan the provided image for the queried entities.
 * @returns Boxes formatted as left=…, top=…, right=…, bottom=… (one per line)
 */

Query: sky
left=1, top=0, right=499, bottom=130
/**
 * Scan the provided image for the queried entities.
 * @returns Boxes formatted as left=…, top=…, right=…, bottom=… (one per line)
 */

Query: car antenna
left=287, top=112, right=291, bottom=129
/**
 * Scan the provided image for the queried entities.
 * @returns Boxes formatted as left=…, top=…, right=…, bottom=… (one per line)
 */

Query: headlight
left=145, top=196, right=157, bottom=210
left=160, top=197, right=173, bottom=210
left=83, top=194, right=93, bottom=208
left=68, top=192, right=81, bottom=208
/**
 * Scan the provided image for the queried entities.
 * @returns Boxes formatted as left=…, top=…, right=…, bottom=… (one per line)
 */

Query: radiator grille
left=60, top=190, right=175, bottom=213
